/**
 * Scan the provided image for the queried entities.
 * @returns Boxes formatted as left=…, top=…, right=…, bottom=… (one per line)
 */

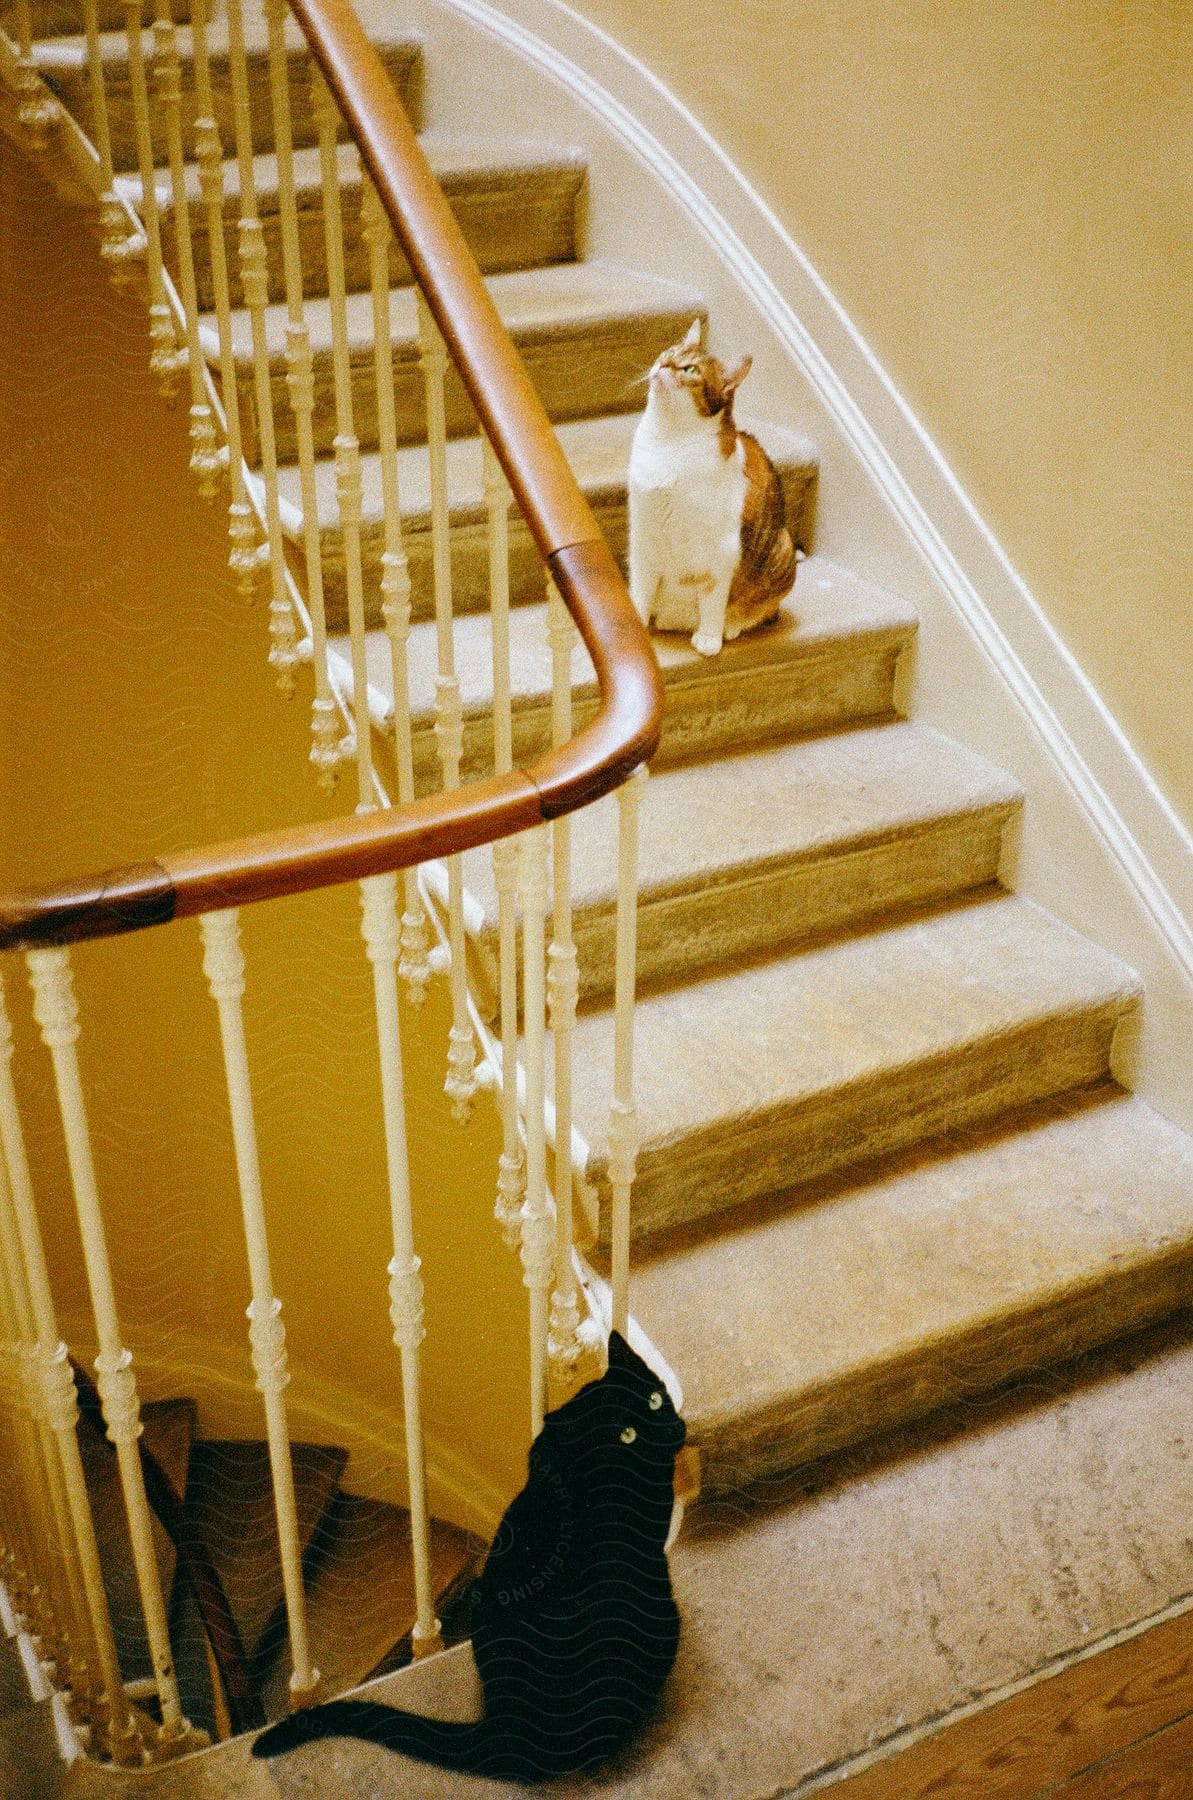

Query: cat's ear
left=680, top=318, right=702, bottom=353
left=723, top=354, right=752, bottom=396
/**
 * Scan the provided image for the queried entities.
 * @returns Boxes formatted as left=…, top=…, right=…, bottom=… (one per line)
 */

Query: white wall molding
left=393, top=0, right=1191, bottom=1122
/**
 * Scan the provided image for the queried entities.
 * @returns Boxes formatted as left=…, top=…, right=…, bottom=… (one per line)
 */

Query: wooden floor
left=831, top=1602, right=1193, bottom=1797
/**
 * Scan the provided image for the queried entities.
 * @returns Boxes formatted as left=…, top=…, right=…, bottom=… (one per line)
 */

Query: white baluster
left=199, top=910, right=320, bottom=1706
left=13, top=0, right=61, bottom=148
left=225, top=0, right=299, bottom=690
left=545, top=580, right=582, bottom=1383
left=121, top=0, right=184, bottom=390
left=152, top=4, right=221, bottom=496
left=312, top=70, right=375, bottom=805
left=607, top=768, right=645, bottom=1335
left=518, top=828, right=554, bottom=1435
left=191, top=0, right=263, bottom=597
left=0, top=1242, right=52, bottom=1672
left=87, top=0, right=145, bottom=280
left=0, top=977, right=139, bottom=1762
left=0, top=1157, right=87, bottom=1711
left=358, top=875, right=441, bottom=1655
left=362, top=178, right=430, bottom=1003
left=263, top=0, right=342, bottom=781
left=26, top=949, right=195, bottom=1749
left=482, top=439, right=524, bottom=1246
left=417, top=294, right=477, bottom=1118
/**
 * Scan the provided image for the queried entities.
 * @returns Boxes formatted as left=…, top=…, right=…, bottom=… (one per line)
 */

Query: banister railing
left=0, top=2, right=662, bottom=955
left=0, top=0, right=666, bottom=1765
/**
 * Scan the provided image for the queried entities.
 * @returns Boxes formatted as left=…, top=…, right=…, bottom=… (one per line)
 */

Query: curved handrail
left=0, top=0, right=663, bottom=953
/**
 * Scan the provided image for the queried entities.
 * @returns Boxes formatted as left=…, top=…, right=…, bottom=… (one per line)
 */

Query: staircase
left=75, top=1390, right=479, bottom=1739
left=15, top=0, right=1193, bottom=1791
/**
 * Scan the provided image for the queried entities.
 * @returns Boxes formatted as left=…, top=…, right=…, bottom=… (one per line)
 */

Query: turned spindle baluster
left=312, top=70, right=375, bottom=803
left=545, top=578, right=582, bottom=1382
left=225, top=0, right=299, bottom=688
left=191, top=0, right=263, bottom=595
left=264, top=0, right=342, bottom=778
left=607, top=768, right=645, bottom=1336
left=519, top=827, right=555, bottom=1435
left=417, top=295, right=477, bottom=1118
left=152, top=2, right=221, bottom=493
left=13, top=0, right=61, bottom=147
left=199, top=911, right=320, bottom=1707
left=27, top=949, right=195, bottom=1750
left=0, top=978, right=137, bottom=1762
left=121, top=0, right=184, bottom=388
left=359, top=876, right=440, bottom=1655
left=483, top=438, right=525, bottom=1246
left=361, top=178, right=430, bottom=1000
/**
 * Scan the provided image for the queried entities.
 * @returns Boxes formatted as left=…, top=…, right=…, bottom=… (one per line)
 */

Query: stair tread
left=301, top=403, right=813, bottom=541
left=567, top=893, right=1139, bottom=1179
left=461, top=720, right=1021, bottom=934
left=205, top=256, right=701, bottom=368
left=337, top=551, right=899, bottom=728
left=32, top=13, right=418, bottom=73
left=335, top=555, right=909, bottom=774
left=257, top=1493, right=478, bottom=1717
left=117, top=128, right=585, bottom=218
left=633, top=1090, right=1193, bottom=1465
left=174, top=1437, right=347, bottom=1665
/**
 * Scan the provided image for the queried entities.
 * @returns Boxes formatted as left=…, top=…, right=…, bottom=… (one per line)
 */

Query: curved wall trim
left=399, top=0, right=1191, bottom=1122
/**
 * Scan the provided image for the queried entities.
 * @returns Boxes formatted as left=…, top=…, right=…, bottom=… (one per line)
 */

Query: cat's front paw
left=691, top=629, right=723, bottom=658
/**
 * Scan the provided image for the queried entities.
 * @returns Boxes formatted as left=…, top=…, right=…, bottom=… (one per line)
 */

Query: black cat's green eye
left=648, top=1392, right=663, bottom=1410
left=620, top=1426, right=637, bottom=1444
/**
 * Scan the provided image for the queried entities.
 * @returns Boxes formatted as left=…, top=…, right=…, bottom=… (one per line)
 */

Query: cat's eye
left=620, top=1426, right=637, bottom=1444
left=648, top=1392, right=663, bottom=1410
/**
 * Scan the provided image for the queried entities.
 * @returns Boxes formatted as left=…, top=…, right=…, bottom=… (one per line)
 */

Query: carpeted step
left=296, top=405, right=814, bottom=630
left=127, top=131, right=586, bottom=312
left=630, top=1087, right=1193, bottom=1491
left=33, top=18, right=422, bottom=173
left=565, top=892, right=1141, bottom=1245
left=76, top=1396, right=197, bottom=1685
left=338, top=555, right=910, bottom=793
left=217, top=259, right=704, bottom=464
left=256, top=1492, right=481, bottom=1719
left=461, top=720, right=1022, bottom=1001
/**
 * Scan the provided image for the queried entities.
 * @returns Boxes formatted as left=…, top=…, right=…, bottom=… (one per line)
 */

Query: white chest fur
left=627, top=388, right=747, bottom=651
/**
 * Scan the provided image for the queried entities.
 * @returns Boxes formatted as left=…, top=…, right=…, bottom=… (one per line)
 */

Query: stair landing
left=70, top=1311, right=1193, bottom=1800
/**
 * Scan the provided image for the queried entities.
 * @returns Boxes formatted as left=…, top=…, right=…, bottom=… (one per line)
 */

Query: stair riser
left=26, top=0, right=189, bottom=34
left=400, top=619, right=907, bottom=799
left=238, top=303, right=695, bottom=465
left=564, top=810, right=1017, bottom=1003
left=318, top=456, right=815, bottom=631
left=166, top=166, right=582, bottom=312
left=597, top=999, right=1136, bottom=1245
left=694, top=1244, right=1193, bottom=1495
left=49, top=38, right=421, bottom=175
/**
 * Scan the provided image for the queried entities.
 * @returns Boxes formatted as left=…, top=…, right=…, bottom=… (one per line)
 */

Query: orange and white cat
left=628, top=322, right=796, bottom=656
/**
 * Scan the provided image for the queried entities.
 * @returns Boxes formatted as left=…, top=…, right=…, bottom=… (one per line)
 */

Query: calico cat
left=629, top=319, right=797, bottom=656
left=251, top=1331, right=686, bottom=1782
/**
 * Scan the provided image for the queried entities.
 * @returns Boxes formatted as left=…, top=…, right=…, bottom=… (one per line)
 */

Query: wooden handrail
left=0, top=3, right=663, bottom=954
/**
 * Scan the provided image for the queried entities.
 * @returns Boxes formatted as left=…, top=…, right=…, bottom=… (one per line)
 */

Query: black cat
left=251, top=1330, right=686, bottom=1781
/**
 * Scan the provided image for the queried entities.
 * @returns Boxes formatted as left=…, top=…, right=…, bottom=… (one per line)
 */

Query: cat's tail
left=251, top=1699, right=523, bottom=1777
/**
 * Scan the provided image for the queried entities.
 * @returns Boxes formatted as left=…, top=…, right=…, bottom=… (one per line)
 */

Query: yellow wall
left=0, top=152, right=529, bottom=1521
left=571, top=0, right=1191, bottom=825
